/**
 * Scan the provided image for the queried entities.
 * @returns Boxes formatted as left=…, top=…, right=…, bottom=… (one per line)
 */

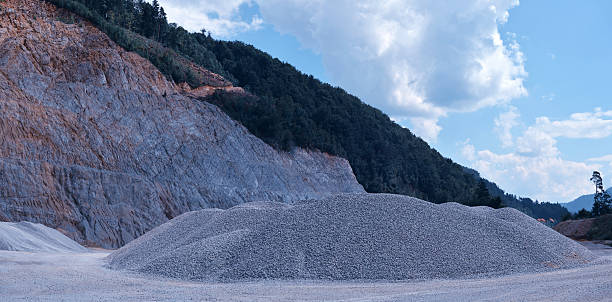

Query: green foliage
left=590, top=171, right=611, bottom=216
left=465, top=180, right=502, bottom=208
left=45, top=0, right=571, bottom=217
left=576, top=209, right=593, bottom=219
left=592, top=193, right=611, bottom=217
left=205, top=87, right=478, bottom=204
left=561, top=212, right=573, bottom=222
left=562, top=208, right=593, bottom=221
left=46, top=0, right=211, bottom=86
left=587, top=214, right=612, bottom=241
left=56, top=14, right=76, bottom=24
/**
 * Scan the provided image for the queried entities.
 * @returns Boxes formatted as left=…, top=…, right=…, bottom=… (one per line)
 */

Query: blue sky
left=158, top=0, right=612, bottom=202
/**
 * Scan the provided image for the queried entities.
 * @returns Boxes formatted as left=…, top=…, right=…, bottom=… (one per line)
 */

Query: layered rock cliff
left=0, top=0, right=364, bottom=248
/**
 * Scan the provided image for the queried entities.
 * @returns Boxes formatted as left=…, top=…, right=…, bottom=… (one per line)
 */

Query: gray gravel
left=2, top=247, right=611, bottom=302
left=0, top=222, right=87, bottom=253
left=107, top=193, right=596, bottom=281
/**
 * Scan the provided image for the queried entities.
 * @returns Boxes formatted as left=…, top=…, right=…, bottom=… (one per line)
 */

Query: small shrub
left=57, top=15, right=75, bottom=24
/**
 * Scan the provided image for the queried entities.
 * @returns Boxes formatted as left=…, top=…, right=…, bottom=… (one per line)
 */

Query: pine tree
left=157, top=7, right=167, bottom=42
left=590, top=171, right=611, bottom=216
left=490, top=196, right=502, bottom=209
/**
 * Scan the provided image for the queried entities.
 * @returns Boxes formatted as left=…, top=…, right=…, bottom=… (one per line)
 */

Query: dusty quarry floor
left=1, top=242, right=611, bottom=302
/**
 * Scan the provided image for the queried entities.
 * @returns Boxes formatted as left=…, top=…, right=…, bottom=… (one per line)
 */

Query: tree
left=490, top=196, right=503, bottom=209
left=470, top=180, right=502, bottom=208
left=576, top=208, right=592, bottom=219
left=474, top=180, right=490, bottom=205
left=590, top=171, right=611, bottom=216
left=157, top=7, right=168, bottom=41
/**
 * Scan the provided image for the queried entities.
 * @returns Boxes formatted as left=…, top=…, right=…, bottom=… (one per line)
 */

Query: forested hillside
left=45, top=0, right=569, bottom=217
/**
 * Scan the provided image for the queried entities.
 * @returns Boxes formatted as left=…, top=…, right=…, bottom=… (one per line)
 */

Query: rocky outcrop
left=0, top=221, right=88, bottom=252
left=178, top=82, right=246, bottom=99
left=0, top=0, right=364, bottom=248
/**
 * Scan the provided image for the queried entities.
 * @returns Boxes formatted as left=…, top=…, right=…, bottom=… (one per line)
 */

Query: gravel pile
left=0, top=221, right=87, bottom=253
left=107, top=193, right=596, bottom=281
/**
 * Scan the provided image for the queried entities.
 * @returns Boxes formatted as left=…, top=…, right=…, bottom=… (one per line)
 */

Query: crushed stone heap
left=0, top=221, right=87, bottom=252
left=108, top=194, right=596, bottom=281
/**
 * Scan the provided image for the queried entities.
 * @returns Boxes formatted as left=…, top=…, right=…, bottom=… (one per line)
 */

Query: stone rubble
left=108, top=193, right=597, bottom=281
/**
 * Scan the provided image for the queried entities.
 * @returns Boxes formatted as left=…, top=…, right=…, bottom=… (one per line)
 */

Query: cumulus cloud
left=462, top=144, right=598, bottom=202
left=157, top=0, right=262, bottom=37
left=463, top=108, right=612, bottom=201
left=494, top=106, right=520, bottom=147
left=513, top=108, right=612, bottom=158
left=588, top=154, right=612, bottom=169
left=158, top=0, right=528, bottom=141
left=461, top=139, right=477, bottom=161
left=256, top=0, right=527, bottom=141
left=533, top=108, right=612, bottom=139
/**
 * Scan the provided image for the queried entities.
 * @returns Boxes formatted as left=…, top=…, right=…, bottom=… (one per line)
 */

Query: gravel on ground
left=108, top=193, right=596, bottom=281
left=1, top=246, right=610, bottom=302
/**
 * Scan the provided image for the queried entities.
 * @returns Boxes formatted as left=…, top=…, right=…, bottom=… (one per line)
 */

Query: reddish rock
left=553, top=219, right=595, bottom=240
left=179, top=83, right=246, bottom=99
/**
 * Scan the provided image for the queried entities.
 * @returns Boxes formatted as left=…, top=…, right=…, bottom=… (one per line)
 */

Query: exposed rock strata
left=0, top=0, right=364, bottom=248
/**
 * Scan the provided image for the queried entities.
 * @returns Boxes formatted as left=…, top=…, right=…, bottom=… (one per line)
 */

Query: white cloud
left=463, top=145, right=597, bottom=202
left=588, top=154, right=612, bottom=169
left=541, top=93, right=555, bottom=102
left=157, top=0, right=262, bottom=37
left=463, top=108, right=612, bottom=202
left=530, top=109, right=612, bottom=140
left=508, top=108, right=612, bottom=158
left=494, top=106, right=520, bottom=147
left=589, top=154, right=612, bottom=162
left=394, top=116, right=444, bottom=143
left=461, top=140, right=476, bottom=161
left=160, top=0, right=527, bottom=142
left=256, top=0, right=527, bottom=142
left=153, top=1, right=612, bottom=201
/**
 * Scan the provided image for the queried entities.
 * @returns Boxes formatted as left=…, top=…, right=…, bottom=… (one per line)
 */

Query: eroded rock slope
left=0, top=0, right=364, bottom=248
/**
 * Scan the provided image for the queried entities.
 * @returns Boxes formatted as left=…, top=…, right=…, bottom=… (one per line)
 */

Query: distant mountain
left=562, top=188, right=612, bottom=213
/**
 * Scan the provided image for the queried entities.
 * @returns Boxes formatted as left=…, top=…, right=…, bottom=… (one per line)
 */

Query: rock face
left=0, top=0, right=364, bottom=248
